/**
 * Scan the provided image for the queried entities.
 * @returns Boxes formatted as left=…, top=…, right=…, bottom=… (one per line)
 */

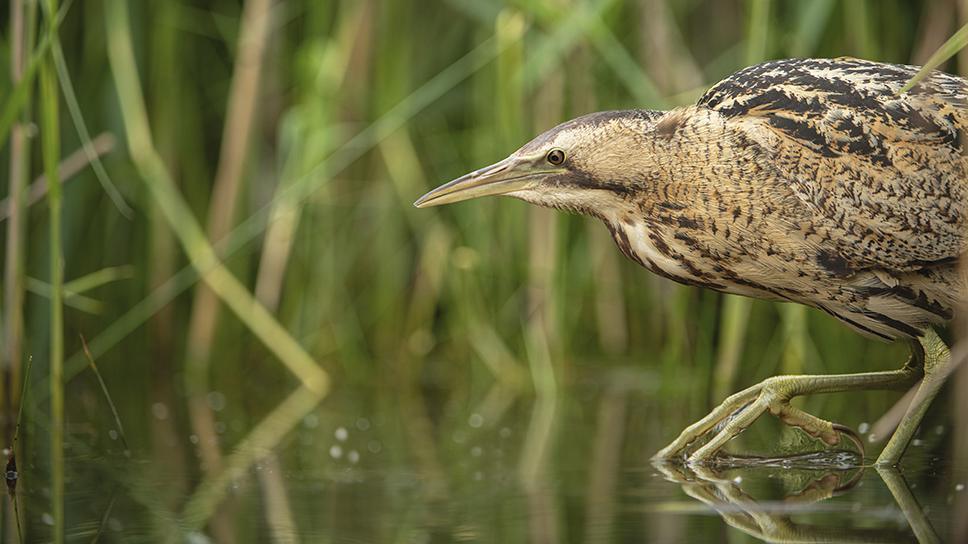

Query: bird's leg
left=875, top=328, right=950, bottom=466
left=689, top=371, right=922, bottom=463
left=655, top=351, right=924, bottom=463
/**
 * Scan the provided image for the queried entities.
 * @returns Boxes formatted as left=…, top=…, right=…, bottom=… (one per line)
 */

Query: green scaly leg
left=654, top=342, right=926, bottom=464
left=876, top=328, right=950, bottom=466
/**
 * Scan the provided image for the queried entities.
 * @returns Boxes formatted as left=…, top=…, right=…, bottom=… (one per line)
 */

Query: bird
left=414, top=57, right=967, bottom=466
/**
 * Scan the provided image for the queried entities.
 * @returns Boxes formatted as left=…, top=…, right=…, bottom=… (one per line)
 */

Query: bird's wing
left=699, top=57, right=968, bottom=273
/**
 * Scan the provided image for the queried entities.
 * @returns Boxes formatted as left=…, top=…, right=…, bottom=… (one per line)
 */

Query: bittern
left=415, top=57, right=966, bottom=466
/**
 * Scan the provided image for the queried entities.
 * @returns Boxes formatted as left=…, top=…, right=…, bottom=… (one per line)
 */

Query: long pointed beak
left=414, top=157, right=552, bottom=208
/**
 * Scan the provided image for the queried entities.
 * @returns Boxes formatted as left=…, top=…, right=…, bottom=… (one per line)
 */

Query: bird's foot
left=653, top=376, right=863, bottom=465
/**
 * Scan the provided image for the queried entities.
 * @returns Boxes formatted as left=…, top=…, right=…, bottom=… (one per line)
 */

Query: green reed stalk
left=39, top=0, right=63, bottom=540
left=905, top=12, right=968, bottom=93
left=0, top=2, right=65, bottom=152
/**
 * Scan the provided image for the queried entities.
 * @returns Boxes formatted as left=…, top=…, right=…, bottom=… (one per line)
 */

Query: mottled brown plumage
left=415, top=57, right=967, bottom=464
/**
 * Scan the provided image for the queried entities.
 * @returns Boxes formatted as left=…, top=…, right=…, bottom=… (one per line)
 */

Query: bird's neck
left=595, top=107, right=789, bottom=291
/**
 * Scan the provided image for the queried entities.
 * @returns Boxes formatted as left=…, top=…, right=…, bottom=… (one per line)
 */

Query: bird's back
left=698, top=57, right=968, bottom=271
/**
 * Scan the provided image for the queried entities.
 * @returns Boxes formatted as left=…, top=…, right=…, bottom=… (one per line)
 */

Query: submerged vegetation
left=1, top=0, right=968, bottom=541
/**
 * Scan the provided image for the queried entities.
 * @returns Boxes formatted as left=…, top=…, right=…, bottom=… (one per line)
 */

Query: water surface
left=21, top=364, right=967, bottom=543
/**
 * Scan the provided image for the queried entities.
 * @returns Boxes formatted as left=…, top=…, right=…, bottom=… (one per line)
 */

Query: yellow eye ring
left=546, top=148, right=566, bottom=165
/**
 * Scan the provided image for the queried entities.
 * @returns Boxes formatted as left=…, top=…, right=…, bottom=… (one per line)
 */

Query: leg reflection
left=876, top=467, right=940, bottom=544
left=653, top=454, right=931, bottom=543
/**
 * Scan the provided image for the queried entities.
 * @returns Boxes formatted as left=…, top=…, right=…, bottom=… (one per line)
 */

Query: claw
left=831, top=423, right=865, bottom=458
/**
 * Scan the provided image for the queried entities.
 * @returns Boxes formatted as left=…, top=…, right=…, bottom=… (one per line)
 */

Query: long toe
left=654, top=384, right=764, bottom=460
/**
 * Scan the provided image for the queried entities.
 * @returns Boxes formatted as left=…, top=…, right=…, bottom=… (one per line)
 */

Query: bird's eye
left=546, top=148, right=566, bottom=165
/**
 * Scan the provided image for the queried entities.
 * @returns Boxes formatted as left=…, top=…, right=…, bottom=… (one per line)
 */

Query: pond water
left=15, top=363, right=967, bottom=543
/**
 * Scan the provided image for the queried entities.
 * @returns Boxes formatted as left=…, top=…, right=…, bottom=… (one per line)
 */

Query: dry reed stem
left=639, top=0, right=703, bottom=95
left=181, top=2, right=274, bottom=538
left=185, top=0, right=275, bottom=370
left=3, top=0, right=30, bottom=447
left=912, top=0, right=956, bottom=65
left=0, top=133, right=115, bottom=222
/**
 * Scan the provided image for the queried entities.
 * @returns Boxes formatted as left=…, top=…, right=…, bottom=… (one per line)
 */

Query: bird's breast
left=605, top=217, right=724, bottom=290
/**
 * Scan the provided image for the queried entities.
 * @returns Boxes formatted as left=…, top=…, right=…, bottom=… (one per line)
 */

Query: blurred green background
left=2, top=0, right=968, bottom=542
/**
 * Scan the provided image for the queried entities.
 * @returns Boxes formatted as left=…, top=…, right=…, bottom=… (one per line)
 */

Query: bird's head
left=414, top=110, right=662, bottom=217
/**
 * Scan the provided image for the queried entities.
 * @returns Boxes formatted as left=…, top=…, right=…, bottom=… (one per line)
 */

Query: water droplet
left=108, top=518, right=123, bottom=532
left=468, top=413, right=484, bottom=428
left=303, top=414, right=319, bottom=429
left=935, top=425, right=945, bottom=435
left=471, top=446, right=482, bottom=457
left=189, top=434, right=199, bottom=444
left=355, top=418, right=370, bottom=431
left=732, top=476, right=742, bottom=484
left=329, top=445, right=343, bottom=459
left=206, top=391, right=226, bottom=412
left=912, top=439, right=924, bottom=447
left=335, top=427, right=348, bottom=442
left=41, top=513, right=53, bottom=526
left=858, top=422, right=870, bottom=434
left=499, top=427, right=511, bottom=439
left=367, top=440, right=382, bottom=453
left=185, top=531, right=210, bottom=544
left=152, top=402, right=169, bottom=420
left=348, top=450, right=360, bottom=464
left=956, top=483, right=965, bottom=492
left=108, top=430, right=118, bottom=441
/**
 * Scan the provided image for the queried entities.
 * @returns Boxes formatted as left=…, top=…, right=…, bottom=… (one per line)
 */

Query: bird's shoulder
left=698, top=57, right=968, bottom=157
left=693, top=57, right=968, bottom=272
left=699, top=57, right=968, bottom=120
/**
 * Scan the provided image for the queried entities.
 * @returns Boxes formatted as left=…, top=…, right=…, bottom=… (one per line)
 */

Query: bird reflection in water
left=653, top=453, right=941, bottom=543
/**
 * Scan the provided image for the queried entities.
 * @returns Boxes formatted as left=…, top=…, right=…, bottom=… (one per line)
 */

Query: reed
left=38, top=0, right=63, bottom=540
left=3, top=0, right=34, bottom=455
